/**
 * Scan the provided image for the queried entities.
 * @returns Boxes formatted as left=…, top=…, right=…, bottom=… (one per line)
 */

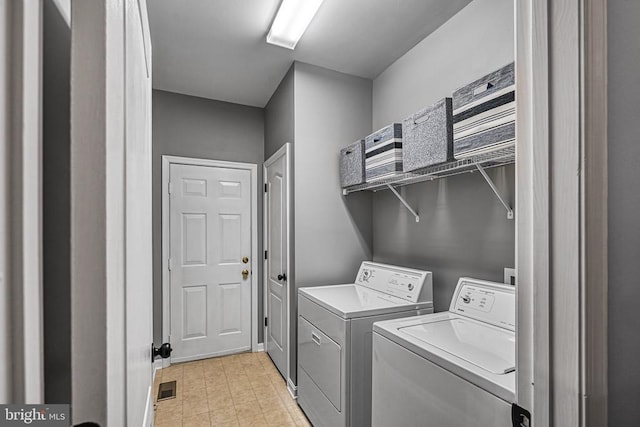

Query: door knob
left=152, top=342, right=173, bottom=359
left=242, top=269, right=249, bottom=279
left=277, top=273, right=287, bottom=281
left=242, top=256, right=249, bottom=264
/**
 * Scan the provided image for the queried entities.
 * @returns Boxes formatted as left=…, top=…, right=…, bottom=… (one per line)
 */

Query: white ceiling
left=148, top=0, right=472, bottom=107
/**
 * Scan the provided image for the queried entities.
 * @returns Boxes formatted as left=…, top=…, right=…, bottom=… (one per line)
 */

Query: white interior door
left=169, top=163, right=253, bottom=363
left=125, top=0, right=153, bottom=425
left=264, top=145, right=290, bottom=379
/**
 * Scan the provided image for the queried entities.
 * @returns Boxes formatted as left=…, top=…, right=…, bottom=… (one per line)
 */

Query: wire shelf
left=342, top=143, right=515, bottom=195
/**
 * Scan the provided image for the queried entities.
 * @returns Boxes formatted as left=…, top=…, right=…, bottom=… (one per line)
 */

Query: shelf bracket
left=474, top=162, right=514, bottom=219
left=386, top=184, right=419, bottom=222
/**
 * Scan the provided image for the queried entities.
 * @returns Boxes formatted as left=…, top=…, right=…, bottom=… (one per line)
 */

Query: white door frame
left=0, top=0, right=44, bottom=403
left=263, top=143, right=293, bottom=395
left=516, top=0, right=608, bottom=425
left=162, top=155, right=260, bottom=364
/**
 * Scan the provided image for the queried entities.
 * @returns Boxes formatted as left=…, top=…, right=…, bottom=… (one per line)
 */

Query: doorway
left=162, top=156, right=259, bottom=364
left=263, top=144, right=292, bottom=383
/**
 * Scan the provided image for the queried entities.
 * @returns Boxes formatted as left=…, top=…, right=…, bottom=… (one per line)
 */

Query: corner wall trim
left=287, top=378, right=298, bottom=399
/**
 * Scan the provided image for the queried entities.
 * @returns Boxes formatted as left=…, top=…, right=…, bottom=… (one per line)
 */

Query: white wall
left=608, top=0, right=640, bottom=424
left=370, top=0, right=515, bottom=311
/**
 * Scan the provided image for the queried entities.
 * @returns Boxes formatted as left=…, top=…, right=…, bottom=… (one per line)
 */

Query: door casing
left=1, top=0, right=44, bottom=404
left=263, top=143, right=293, bottom=394
left=162, top=155, right=259, bottom=366
left=515, top=0, right=608, bottom=425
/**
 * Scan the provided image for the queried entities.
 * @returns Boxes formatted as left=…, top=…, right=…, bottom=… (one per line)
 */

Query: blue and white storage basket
left=452, top=62, right=516, bottom=158
left=365, top=123, right=403, bottom=182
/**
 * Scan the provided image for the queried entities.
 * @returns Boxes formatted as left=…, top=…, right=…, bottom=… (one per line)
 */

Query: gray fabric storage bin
left=452, top=62, right=516, bottom=158
left=365, top=123, right=403, bottom=182
left=339, top=140, right=365, bottom=188
left=402, top=98, right=453, bottom=172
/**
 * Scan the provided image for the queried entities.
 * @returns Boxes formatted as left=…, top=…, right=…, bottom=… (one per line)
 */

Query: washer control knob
left=407, top=283, right=414, bottom=291
left=462, top=296, right=471, bottom=304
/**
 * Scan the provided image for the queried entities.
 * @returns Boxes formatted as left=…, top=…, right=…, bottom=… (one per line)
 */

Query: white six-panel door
left=264, top=145, right=290, bottom=379
left=169, top=163, right=253, bottom=362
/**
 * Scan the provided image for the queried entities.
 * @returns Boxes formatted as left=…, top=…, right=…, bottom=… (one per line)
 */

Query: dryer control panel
left=451, top=278, right=515, bottom=331
left=355, top=262, right=433, bottom=303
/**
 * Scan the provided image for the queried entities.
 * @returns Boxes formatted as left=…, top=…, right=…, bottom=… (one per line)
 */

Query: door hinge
left=264, top=183, right=268, bottom=192
left=264, top=250, right=268, bottom=260
left=168, top=258, right=173, bottom=271
left=511, top=403, right=531, bottom=427
left=168, top=182, right=172, bottom=194
left=264, top=317, right=268, bottom=327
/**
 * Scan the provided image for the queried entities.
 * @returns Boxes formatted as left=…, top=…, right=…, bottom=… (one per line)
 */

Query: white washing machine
left=372, top=277, right=515, bottom=427
left=297, top=262, right=434, bottom=427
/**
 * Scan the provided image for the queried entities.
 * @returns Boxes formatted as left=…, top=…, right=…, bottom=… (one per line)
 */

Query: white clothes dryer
left=297, top=262, right=434, bottom=427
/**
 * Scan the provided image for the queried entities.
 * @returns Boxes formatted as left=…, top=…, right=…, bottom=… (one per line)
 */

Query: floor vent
left=157, top=380, right=177, bottom=401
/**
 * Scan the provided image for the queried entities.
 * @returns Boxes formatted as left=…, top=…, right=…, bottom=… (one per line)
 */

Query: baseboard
left=287, top=378, right=298, bottom=399
left=254, top=343, right=265, bottom=352
left=153, top=359, right=163, bottom=381
left=143, top=384, right=153, bottom=427
left=170, top=346, right=251, bottom=364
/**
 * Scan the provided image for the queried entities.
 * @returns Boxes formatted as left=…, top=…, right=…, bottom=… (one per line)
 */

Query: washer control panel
left=458, top=288, right=495, bottom=312
left=451, top=278, right=515, bottom=331
left=355, top=262, right=433, bottom=303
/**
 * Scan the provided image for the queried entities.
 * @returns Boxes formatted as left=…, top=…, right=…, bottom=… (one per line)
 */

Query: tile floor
left=153, top=352, right=312, bottom=427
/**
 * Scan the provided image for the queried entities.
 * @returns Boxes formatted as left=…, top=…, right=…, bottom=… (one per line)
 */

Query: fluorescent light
left=267, top=0, right=324, bottom=50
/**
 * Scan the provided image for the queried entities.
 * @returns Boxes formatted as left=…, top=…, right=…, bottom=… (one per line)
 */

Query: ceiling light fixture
left=266, top=0, right=324, bottom=50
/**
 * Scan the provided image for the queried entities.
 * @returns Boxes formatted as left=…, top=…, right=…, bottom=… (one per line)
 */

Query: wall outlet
left=504, top=268, right=516, bottom=286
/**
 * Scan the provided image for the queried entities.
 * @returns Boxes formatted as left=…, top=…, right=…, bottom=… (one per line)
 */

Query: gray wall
left=608, top=0, right=640, bottom=424
left=291, top=62, right=373, bottom=383
left=373, top=0, right=515, bottom=130
left=264, top=62, right=373, bottom=384
left=293, top=62, right=373, bottom=287
left=43, top=0, right=71, bottom=404
left=263, top=66, right=297, bottom=381
left=371, top=0, right=515, bottom=311
left=264, top=66, right=294, bottom=159
left=152, top=90, right=265, bottom=343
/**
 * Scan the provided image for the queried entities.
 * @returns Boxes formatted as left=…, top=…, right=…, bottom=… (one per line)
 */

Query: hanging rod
left=386, top=184, right=419, bottom=222
left=474, top=162, right=514, bottom=219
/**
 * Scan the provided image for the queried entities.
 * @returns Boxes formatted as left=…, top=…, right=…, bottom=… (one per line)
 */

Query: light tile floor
left=153, top=352, right=312, bottom=427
